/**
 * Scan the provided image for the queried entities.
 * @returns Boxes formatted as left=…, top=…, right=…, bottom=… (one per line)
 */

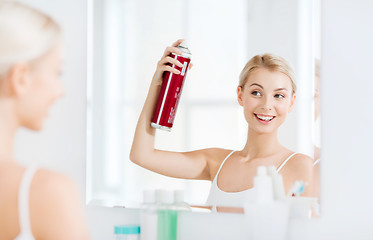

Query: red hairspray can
left=151, top=41, right=192, bottom=131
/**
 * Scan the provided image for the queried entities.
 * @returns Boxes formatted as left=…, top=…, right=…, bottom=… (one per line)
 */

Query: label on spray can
left=151, top=42, right=191, bottom=131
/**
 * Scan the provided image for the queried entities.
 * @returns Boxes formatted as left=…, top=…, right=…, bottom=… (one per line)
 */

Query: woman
left=130, top=39, right=313, bottom=209
left=0, top=2, right=89, bottom=239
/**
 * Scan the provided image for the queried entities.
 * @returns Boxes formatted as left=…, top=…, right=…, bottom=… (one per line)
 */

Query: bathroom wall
left=14, top=0, right=373, bottom=239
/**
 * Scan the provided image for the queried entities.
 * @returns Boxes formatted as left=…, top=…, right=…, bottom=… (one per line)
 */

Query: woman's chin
left=23, top=121, right=44, bottom=131
left=250, top=125, right=276, bottom=135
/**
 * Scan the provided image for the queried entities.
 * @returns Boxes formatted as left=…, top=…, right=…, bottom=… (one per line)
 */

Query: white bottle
left=253, top=166, right=274, bottom=204
left=267, top=165, right=286, bottom=200
left=173, top=190, right=191, bottom=211
left=140, top=190, right=158, bottom=240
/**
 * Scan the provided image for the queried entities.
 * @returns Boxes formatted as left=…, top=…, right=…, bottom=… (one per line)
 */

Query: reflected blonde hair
left=239, top=53, right=296, bottom=94
left=0, top=1, right=61, bottom=76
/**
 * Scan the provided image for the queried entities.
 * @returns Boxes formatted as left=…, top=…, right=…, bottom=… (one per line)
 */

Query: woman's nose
left=260, top=96, right=273, bottom=111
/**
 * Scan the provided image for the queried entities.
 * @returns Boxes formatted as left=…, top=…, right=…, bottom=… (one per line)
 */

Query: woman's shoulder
left=33, top=168, right=72, bottom=182
left=31, top=168, right=88, bottom=239
left=32, top=168, right=79, bottom=203
left=292, top=152, right=313, bottom=159
left=293, top=153, right=313, bottom=164
left=283, top=152, right=313, bottom=173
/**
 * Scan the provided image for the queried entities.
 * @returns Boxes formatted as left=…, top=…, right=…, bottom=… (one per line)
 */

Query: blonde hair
left=239, top=53, right=296, bottom=94
left=0, top=1, right=61, bottom=76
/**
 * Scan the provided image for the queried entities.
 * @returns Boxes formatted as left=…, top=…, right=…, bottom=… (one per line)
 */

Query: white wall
left=14, top=0, right=373, bottom=239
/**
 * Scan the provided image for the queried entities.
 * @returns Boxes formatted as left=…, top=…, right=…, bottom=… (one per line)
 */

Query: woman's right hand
left=152, top=39, right=185, bottom=86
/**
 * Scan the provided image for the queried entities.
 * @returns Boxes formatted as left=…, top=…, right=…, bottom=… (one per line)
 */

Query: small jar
left=114, top=225, right=140, bottom=240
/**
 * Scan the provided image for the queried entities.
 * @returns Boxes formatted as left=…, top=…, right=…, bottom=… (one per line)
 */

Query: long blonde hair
left=239, top=53, right=296, bottom=94
left=0, top=1, right=60, bottom=76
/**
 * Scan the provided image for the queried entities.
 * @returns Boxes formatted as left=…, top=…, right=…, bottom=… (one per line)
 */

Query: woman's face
left=18, top=44, right=64, bottom=130
left=237, top=68, right=296, bottom=134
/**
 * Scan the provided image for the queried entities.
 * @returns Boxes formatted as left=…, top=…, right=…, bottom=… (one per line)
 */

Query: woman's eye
left=274, top=94, right=285, bottom=99
left=251, top=91, right=261, bottom=96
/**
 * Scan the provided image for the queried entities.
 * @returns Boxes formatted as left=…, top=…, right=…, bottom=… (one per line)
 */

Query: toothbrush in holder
left=288, top=180, right=306, bottom=197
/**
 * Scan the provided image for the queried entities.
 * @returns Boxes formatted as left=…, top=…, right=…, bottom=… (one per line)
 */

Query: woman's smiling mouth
left=254, top=113, right=275, bottom=123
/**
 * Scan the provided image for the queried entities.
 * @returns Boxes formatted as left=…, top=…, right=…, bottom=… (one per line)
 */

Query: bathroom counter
left=87, top=206, right=316, bottom=240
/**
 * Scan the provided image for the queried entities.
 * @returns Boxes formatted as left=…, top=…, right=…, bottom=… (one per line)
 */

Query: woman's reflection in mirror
left=130, top=39, right=315, bottom=212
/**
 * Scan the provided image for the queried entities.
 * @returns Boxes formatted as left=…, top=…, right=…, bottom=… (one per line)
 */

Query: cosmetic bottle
left=253, top=166, right=274, bottom=203
left=114, top=225, right=140, bottom=240
left=140, top=190, right=158, bottom=240
left=173, top=190, right=191, bottom=211
left=157, top=190, right=177, bottom=240
left=267, top=165, right=286, bottom=200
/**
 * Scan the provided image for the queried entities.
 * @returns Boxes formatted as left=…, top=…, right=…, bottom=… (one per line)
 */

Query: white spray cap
left=159, top=190, right=174, bottom=204
left=178, top=39, right=189, bottom=49
left=143, top=190, right=155, bottom=203
left=257, top=166, right=268, bottom=177
left=174, top=190, right=184, bottom=202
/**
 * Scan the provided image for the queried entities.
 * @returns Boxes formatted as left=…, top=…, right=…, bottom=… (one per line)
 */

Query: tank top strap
left=17, top=165, right=38, bottom=237
left=313, top=158, right=320, bottom=166
left=277, top=152, right=297, bottom=172
left=213, top=150, right=235, bottom=182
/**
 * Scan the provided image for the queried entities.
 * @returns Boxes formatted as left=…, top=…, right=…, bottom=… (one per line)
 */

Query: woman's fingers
left=162, top=46, right=183, bottom=58
left=155, top=39, right=191, bottom=78
left=189, top=62, right=194, bottom=70
left=172, top=39, right=184, bottom=47
left=158, top=56, right=183, bottom=68
left=161, top=65, right=181, bottom=75
left=156, top=58, right=181, bottom=75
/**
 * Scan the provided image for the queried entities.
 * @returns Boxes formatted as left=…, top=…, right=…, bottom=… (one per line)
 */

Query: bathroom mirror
left=86, top=0, right=321, bottom=208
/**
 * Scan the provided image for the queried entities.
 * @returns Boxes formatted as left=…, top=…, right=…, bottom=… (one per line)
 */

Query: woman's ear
left=7, top=63, right=31, bottom=97
left=237, top=86, right=244, bottom=106
left=288, top=93, right=296, bottom=112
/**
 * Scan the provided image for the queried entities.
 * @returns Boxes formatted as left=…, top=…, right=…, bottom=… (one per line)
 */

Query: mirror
left=87, top=0, right=321, bottom=209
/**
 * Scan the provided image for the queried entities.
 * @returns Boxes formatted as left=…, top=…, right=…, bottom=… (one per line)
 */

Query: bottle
left=151, top=41, right=192, bottom=131
left=114, top=225, right=140, bottom=240
left=253, top=166, right=274, bottom=204
left=267, top=165, right=286, bottom=200
left=140, top=190, right=158, bottom=240
left=157, top=190, right=177, bottom=240
left=173, top=190, right=191, bottom=211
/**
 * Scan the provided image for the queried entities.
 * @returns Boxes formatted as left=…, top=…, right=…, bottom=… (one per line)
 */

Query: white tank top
left=14, top=166, right=38, bottom=240
left=206, top=151, right=297, bottom=209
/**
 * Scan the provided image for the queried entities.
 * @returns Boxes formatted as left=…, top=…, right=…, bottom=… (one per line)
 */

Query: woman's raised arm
left=130, top=39, right=212, bottom=180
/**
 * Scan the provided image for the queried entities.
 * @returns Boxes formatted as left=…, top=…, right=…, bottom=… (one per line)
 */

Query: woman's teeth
left=256, top=114, right=274, bottom=121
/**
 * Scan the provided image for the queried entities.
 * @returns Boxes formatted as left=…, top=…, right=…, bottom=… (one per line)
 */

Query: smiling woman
left=130, top=48, right=314, bottom=210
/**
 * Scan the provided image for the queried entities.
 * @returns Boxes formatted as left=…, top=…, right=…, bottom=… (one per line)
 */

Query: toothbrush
left=288, top=180, right=306, bottom=197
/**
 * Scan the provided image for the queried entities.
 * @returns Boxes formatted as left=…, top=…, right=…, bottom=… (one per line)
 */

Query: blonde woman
left=0, top=2, right=89, bottom=239
left=130, top=39, right=313, bottom=209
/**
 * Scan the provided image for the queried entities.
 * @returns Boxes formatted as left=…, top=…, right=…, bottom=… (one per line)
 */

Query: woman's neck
left=0, top=101, right=18, bottom=161
left=241, top=128, right=282, bottom=160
